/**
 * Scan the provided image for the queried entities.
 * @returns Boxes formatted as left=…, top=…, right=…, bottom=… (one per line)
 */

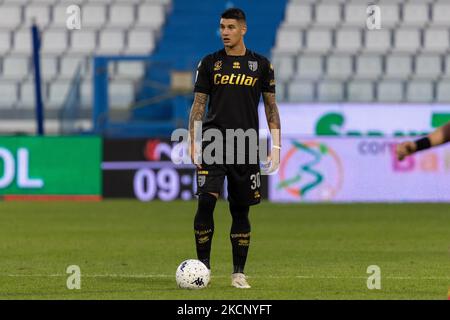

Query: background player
left=188, top=8, right=281, bottom=289
left=396, top=121, right=450, bottom=161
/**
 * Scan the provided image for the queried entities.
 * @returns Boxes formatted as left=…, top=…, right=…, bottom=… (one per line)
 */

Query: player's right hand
left=396, top=141, right=417, bottom=161
left=190, top=142, right=202, bottom=169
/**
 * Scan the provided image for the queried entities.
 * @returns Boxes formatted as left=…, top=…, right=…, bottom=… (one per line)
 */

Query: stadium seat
left=60, top=55, right=85, bottom=79
left=13, top=28, right=32, bottom=54
left=343, top=4, right=367, bottom=27
left=18, top=80, right=39, bottom=109
left=431, top=3, right=450, bottom=26
left=314, top=3, right=341, bottom=27
left=376, top=4, right=400, bottom=28
left=392, top=28, right=421, bottom=53
left=274, top=28, right=302, bottom=53
left=363, top=29, right=391, bottom=53
left=48, top=81, right=71, bottom=109
left=41, top=29, right=68, bottom=55
left=347, top=80, right=374, bottom=102
left=272, top=54, right=295, bottom=81
left=107, top=4, right=135, bottom=28
left=287, top=80, right=315, bottom=102
left=41, top=56, right=59, bottom=81
left=124, top=29, right=155, bottom=54
left=51, top=5, right=71, bottom=28
left=109, top=80, right=135, bottom=109
left=444, top=56, right=450, bottom=78
left=283, top=3, right=311, bottom=27
left=24, top=5, right=50, bottom=27
left=0, top=82, right=18, bottom=107
left=70, top=30, right=97, bottom=54
left=414, top=55, right=442, bottom=80
left=81, top=4, right=107, bottom=28
left=317, top=80, right=344, bottom=102
left=422, top=29, right=449, bottom=53
left=406, top=81, right=434, bottom=103
left=296, top=54, right=323, bottom=79
left=384, top=55, right=412, bottom=79
left=97, top=30, right=125, bottom=54
left=2, top=56, right=30, bottom=81
left=136, top=4, right=166, bottom=28
left=354, top=54, right=382, bottom=79
left=401, top=3, right=429, bottom=27
left=0, top=5, right=22, bottom=29
left=115, top=61, right=146, bottom=80
left=0, top=32, right=12, bottom=55
left=377, top=80, right=404, bottom=102
left=436, top=81, right=450, bottom=102
left=305, top=29, right=332, bottom=53
left=334, top=28, right=362, bottom=53
left=326, top=55, right=353, bottom=80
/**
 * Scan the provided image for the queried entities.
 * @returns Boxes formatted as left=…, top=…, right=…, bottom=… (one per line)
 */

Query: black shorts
left=196, top=163, right=262, bottom=206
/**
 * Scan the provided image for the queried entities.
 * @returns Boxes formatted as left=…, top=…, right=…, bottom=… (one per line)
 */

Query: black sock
left=229, top=203, right=250, bottom=274
left=194, top=193, right=217, bottom=270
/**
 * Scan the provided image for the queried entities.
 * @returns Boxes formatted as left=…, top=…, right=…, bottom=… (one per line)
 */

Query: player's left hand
left=396, top=141, right=417, bottom=161
left=264, top=146, right=280, bottom=175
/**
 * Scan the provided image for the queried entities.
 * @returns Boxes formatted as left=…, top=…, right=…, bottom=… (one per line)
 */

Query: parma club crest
left=248, top=61, right=258, bottom=71
left=198, top=175, right=206, bottom=187
left=214, top=60, right=222, bottom=71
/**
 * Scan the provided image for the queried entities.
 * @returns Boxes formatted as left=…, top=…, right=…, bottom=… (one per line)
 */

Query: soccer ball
left=175, top=259, right=210, bottom=289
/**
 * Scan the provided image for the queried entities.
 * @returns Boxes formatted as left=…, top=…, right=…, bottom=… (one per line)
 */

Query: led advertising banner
left=259, top=104, right=450, bottom=137
left=270, top=136, right=450, bottom=203
left=102, top=139, right=269, bottom=201
left=0, top=136, right=101, bottom=200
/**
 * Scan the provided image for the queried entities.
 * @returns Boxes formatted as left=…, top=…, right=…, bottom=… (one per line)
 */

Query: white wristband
left=273, top=145, right=281, bottom=149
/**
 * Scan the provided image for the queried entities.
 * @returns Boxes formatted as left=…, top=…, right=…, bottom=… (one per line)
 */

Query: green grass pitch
left=0, top=200, right=448, bottom=299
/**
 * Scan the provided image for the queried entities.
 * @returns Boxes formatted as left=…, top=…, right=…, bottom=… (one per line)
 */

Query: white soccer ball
left=176, top=259, right=210, bottom=289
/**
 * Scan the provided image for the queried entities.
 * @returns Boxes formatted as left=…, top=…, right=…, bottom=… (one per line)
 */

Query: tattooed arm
left=262, top=92, right=281, bottom=172
left=189, top=92, right=208, bottom=167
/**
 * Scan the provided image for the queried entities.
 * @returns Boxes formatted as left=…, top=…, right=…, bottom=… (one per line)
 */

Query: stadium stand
left=1, top=0, right=450, bottom=134
left=273, top=0, right=450, bottom=103
left=0, top=0, right=170, bottom=133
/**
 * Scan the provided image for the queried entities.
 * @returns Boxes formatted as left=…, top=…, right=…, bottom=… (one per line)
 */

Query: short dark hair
left=221, top=8, right=246, bottom=22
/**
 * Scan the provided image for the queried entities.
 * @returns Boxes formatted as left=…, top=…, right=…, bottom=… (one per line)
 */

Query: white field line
left=2, top=274, right=450, bottom=280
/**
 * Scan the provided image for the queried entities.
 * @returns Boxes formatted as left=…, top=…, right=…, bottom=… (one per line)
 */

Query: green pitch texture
left=0, top=200, right=448, bottom=300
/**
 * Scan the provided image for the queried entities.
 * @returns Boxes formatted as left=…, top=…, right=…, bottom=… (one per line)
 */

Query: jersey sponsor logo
left=248, top=61, right=258, bottom=71
left=214, top=60, right=222, bottom=71
left=198, top=170, right=209, bottom=175
left=270, top=79, right=276, bottom=87
left=233, top=62, right=241, bottom=69
left=213, top=73, right=258, bottom=87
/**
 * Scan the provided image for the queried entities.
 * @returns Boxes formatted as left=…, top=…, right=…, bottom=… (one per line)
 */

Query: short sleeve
left=261, top=59, right=276, bottom=93
left=194, top=57, right=211, bottom=94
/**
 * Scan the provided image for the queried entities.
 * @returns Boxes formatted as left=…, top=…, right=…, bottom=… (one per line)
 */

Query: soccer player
left=396, top=121, right=450, bottom=161
left=188, top=8, right=281, bottom=289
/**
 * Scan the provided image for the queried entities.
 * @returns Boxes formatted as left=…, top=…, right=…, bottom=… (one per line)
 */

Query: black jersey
left=194, top=48, right=275, bottom=134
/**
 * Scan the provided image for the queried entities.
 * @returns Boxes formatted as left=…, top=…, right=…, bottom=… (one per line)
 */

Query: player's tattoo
left=189, top=93, right=208, bottom=138
left=262, top=92, right=281, bottom=130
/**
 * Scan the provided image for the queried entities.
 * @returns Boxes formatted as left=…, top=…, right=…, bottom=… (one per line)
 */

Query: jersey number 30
left=250, top=173, right=261, bottom=190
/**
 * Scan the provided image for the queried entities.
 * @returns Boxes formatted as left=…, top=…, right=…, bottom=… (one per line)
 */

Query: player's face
left=220, top=18, right=247, bottom=48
